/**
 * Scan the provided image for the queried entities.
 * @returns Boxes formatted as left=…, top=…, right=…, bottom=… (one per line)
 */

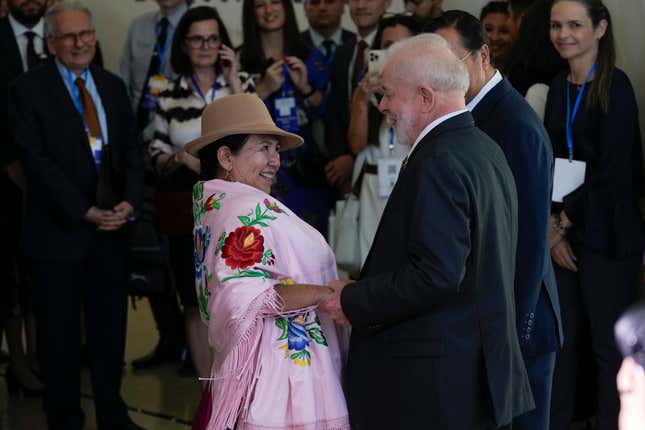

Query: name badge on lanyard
left=142, top=22, right=172, bottom=110
left=377, top=129, right=403, bottom=197
left=274, top=64, right=299, bottom=133
left=89, top=135, right=104, bottom=170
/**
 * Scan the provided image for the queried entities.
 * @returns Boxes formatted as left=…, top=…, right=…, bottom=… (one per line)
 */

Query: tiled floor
left=0, top=299, right=202, bottom=429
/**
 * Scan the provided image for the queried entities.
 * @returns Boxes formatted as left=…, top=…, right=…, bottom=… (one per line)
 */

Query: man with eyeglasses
left=325, top=0, right=391, bottom=195
left=8, top=1, right=144, bottom=429
left=429, top=11, right=562, bottom=430
left=119, top=0, right=188, bottom=374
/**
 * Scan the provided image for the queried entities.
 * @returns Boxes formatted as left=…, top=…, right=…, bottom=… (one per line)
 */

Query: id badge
left=552, top=158, right=586, bottom=202
left=274, top=95, right=299, bottom=133
left=377, top=157, right=404, bottom=198
left=142, top=74, right=168, bottom=110
left=88, top=135, right=103, bottom=169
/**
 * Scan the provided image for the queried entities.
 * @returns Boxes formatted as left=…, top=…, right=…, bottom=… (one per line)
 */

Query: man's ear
left=419, top=85, right=435, bottom=113
left=216, top=145, right=233, bottom=172
left=480, top=44, right=492, bottom=71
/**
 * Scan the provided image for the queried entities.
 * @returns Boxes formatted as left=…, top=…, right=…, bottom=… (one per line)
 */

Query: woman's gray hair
left=44, top=0, right=93, bottom=37
left=386, top=33, right=470, bottom=94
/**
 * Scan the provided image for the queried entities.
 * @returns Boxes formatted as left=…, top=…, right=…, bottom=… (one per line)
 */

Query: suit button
left=528, top=319, right=533, bottom=326
left=525, top=335, right=530, bottom=340
left=529, top=312, right=535, bottom=318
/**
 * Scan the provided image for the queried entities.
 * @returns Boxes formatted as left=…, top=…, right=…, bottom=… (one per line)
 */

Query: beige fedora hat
left=184, top=93, right=303, bottom=156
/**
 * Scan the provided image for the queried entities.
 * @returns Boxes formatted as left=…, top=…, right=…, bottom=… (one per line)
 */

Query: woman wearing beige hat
left=187, top=93, right=349, bottom=430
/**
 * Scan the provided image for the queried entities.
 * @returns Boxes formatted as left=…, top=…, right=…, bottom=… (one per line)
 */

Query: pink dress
left=192, top=180, right=349, bottom=430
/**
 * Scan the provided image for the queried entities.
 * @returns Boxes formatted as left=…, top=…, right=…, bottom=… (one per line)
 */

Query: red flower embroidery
left=221, top=226, right=264, bottom=270
left=264, top=198, right=283, bottom=213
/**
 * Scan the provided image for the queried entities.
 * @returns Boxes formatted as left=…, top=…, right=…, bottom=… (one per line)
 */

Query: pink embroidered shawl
left=193, top=180, right=349, bottom=430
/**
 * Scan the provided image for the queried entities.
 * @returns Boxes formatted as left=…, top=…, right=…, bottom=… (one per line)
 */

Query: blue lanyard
left=155, top=20, right=172, bottom=68
left=388, top=127, right=394, bottom=155
left=565, top=63, right=597, bottom=161
left=67, top=68, right=90, bottom=127
left=191, top=75, right=218, bottom=104
left=281, top=63, right=294, bottom=97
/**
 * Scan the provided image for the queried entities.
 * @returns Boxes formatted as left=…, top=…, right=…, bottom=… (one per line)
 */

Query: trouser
left=31, top=233, right=130, bottom=430
left=549, top=246, right=640, bottom=430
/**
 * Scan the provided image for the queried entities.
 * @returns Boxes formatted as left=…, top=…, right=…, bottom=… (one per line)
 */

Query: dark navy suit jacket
left=471, top=76, right=563, bottom=356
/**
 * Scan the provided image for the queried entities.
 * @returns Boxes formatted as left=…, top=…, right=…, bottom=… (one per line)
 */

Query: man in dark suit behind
left=301, top=0, right=355, bottom=54
left=430, top=11, right=562, bottom=430
left=320, top=34, right=534, bottom=429
left=9, top=2, right=144, bottom=429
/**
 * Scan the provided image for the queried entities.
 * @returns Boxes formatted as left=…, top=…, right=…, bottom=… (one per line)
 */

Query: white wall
left=87, top=0, right=645, bottom=137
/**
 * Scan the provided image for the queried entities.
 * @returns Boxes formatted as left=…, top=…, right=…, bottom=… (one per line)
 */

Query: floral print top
left=193, top=179, right=349, bottom=430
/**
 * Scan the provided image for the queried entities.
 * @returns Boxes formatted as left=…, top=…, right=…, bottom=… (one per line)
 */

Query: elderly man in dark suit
left=429, top=11, right=562, bottom=430
left=320, top=33, right=533, bottom=429
left=9, top=2, right=144, bottom=429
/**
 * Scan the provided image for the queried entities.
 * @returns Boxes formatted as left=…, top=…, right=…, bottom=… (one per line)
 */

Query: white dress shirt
left=466, top=69, right=503, bottom=111
left=408, top=109, right=469, bottom=158
left=308, top=27, right=344, bottom=53
left=8, top=13, right=45, bottom=72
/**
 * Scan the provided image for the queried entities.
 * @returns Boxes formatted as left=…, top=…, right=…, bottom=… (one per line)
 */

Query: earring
left=224, top=170, right=231, bottom=181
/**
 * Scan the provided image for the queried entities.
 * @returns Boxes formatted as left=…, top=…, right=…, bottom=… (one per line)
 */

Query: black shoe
left=131, top=337, right=182, bottom=370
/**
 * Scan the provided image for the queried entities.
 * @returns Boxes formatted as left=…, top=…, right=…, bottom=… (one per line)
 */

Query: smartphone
left=368, top=49, right=388, bottom=75
left=615, top=301, right=645, bottom=368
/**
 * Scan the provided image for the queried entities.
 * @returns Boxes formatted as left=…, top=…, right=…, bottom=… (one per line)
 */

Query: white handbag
left=330, top=194, right=361, bottom=275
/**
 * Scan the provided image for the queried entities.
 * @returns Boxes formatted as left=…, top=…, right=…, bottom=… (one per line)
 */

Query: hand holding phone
left=368, top=49, right=388, bottom=76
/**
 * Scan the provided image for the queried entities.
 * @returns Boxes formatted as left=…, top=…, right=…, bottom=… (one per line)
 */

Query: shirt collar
left=157, top=2, right=188, bottom=29
left=408, top=109, right=469, bottom=157
left=308, top=27, right=343, bottom=50
left=359, top=29, right=377, bottom=48
left=8, top=13, right=44, bottom=38
left=55, top=57, right=90, bottom=81
left=466, top=69, right=502, bottom=111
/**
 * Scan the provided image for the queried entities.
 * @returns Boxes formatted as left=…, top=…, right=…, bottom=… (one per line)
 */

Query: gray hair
left=386, top=33, right=470, bottom=94
left=44, top=0, right=93, bottom=37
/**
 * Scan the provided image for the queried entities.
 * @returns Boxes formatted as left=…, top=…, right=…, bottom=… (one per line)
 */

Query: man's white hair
left=44, top=0, right=93, bottom=37
left=386, top=33, right=469, bottom=94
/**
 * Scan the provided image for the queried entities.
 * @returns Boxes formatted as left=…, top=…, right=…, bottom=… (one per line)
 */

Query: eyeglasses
left=51, top=29, right=96, bottom=46
left=185, top=35, right=221, bottom=49
left=459, top=50, right=473, bottom=62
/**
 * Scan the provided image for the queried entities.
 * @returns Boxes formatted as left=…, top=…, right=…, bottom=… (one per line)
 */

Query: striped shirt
left=149, top=72, right=255, bottom=165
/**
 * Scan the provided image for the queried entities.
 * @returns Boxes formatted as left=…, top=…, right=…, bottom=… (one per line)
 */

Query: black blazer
left=472, top=77, right=563, bottom=356
left=341, top=112, right=534, bottom=429
left=324, top=39, right=356, bottom=159
left=9, top=60, right=143, bottom=260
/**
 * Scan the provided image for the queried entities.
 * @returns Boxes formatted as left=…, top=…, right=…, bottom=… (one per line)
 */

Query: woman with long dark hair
left=545, top=1, right=644, bottom=428
left=238, top=0, right=331, bottom=235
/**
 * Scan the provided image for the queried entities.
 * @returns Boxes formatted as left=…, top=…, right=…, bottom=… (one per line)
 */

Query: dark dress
left=544, top=68, right=644, bottom=430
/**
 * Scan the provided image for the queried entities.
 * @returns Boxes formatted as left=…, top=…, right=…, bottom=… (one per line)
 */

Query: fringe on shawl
left=205, top=288, right=283, bottom=430
left=237, top=416, right=351, bottom=430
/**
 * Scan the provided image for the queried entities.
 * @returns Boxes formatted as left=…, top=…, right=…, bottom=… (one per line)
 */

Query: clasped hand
left=84, top=201, right=134, bottom=231
left=317, top=279, right=352, bottom=328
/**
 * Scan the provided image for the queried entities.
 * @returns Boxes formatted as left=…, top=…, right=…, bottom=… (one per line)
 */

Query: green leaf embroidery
left=307, top=327, right=328, bottom=346
left=238, top=215, right=252, bottom=226
left=275, top=317, right=288, bottom=340
left=215, top=232, right=227, bottom=256
left=221, top=268, right=273, bottom=283
left=255, top=203, right=262, bottom=219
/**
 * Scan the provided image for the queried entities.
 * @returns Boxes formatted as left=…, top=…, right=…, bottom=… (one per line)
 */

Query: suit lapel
left=1, top=19, right=25, bottom=75
left=90, top=66, right=115, bottom=145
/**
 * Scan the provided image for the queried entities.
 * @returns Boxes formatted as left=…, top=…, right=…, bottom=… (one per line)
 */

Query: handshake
left=316, top=279, right=353, bottom=328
